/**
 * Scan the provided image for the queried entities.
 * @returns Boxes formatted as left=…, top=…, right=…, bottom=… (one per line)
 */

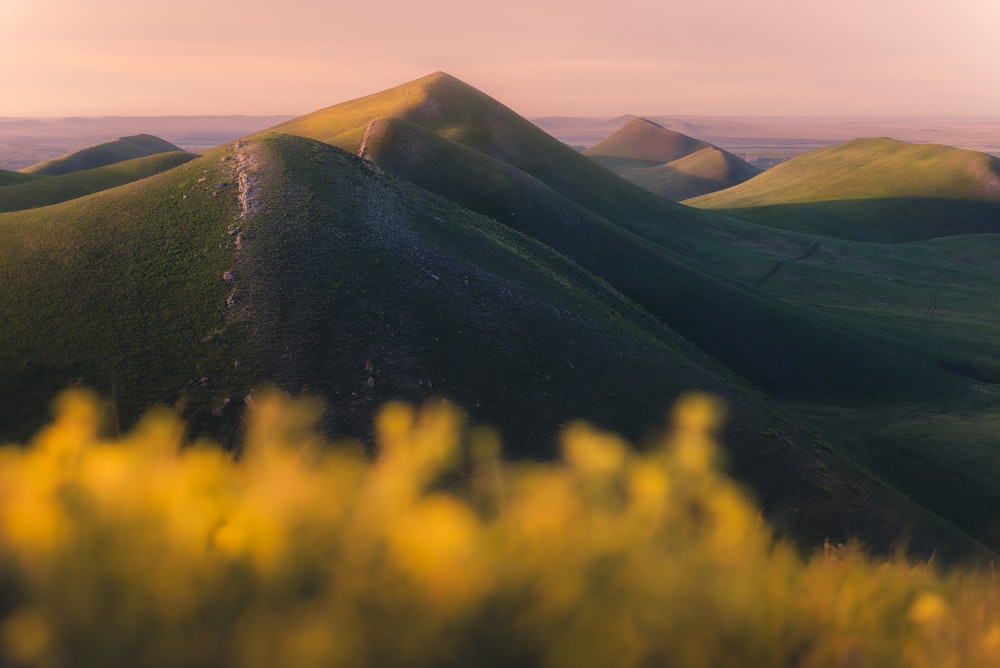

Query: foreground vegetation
left=1, top=391, right=999, bottom=667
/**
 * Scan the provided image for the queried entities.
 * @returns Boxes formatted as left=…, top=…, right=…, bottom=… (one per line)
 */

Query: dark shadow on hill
left=717, top=198, right=1000, bottom=243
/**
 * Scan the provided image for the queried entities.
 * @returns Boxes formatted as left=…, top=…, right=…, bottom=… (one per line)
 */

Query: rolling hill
left=1, top=128, right=988, bottom=558
left=6, top=73, right=1000, bottom=559
left=687, top=138, right=1000, bottom=241
left=583, top=118, right=761, bottom=200
left=0, top=151, right=197, bottom=212
left=0, top=169, right=42, bottom=186
left=263, top=73, right=952, bottom=406
left=21, top=133, right=185, bottom=176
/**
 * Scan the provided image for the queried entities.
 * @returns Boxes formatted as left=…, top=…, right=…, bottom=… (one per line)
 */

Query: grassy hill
left=262, top=74, right=1000, bottom=555
left=7, top=74, right=1000, bottom=558
left=687, top=138, right=1000, bottom=241
left=21, top=133, right=185, bottom=176
left=0, top=169, right=43, bottom=186
left=583, top=118, right=761, bottom=200
left=0, top=151, right=196, bottom=212
left=267, top=74, right=949, bottom=406
left=1, top=130, right=985, bottom=557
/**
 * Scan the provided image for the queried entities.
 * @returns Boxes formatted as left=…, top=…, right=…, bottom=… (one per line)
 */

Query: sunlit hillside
left=687, top=138, right=1000, bottom=241
left=21, top=134, right=185, bottom=176
left=0, top=151, right=196, bottom=212
left=1, top=392, right=998, bottom=667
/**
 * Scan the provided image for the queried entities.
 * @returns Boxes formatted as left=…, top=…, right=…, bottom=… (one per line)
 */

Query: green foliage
left=1, top=392, right=999, bottom=668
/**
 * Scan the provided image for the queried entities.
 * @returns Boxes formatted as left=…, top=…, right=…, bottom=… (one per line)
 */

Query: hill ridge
left=22, top=134, right=187, bottom=176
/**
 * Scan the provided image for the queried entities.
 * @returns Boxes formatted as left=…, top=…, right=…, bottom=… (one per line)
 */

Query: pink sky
left=2, top=0, right=998, bottom=117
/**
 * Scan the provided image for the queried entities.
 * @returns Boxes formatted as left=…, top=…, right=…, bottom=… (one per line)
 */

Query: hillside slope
left=687, top=138, right=1000, bottom=241
left=266, top=74, right=951, bottom=405
left=22, top=133, right=185, bottom=175
left=0, top=151, right=196, bottom=212
left=584, top=118, right=761, bottom=200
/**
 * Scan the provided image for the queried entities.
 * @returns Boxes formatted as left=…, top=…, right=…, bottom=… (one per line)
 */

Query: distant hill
left=583, top=118, right=760, bottom=200
left=22, top=134, right=185, bottom=176
left=585, top=117, right=712, bottom=165
left=0, top=151, right=196, bottom=212
left=0, top=169, right=43, bottom=186
left=687, top=138, right=1000, bottom=241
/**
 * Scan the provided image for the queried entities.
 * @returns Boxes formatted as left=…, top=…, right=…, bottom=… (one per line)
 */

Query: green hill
left=1, top=131, right=985, bottom=557
left=21, top=133, right=185, bottom=176
left=266, top=74, right=946, bottom=405
left=687, top=138, right=1000, bottom=241
left=0, top=151, right=196, bottom=212
left=7, top=74, right=1000, bottom=558
left=0, top=169, right=43, bottom=186
left=583, top=118, right=760, bottom=200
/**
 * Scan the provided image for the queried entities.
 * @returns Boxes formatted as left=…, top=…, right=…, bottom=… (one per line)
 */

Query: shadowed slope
left=0, top=151, right=197, bottom=212
left=0, top=169, right=42, bottom=186
left=269, top=75, right=950, bottom=405
left=22, top=134, right=185, bottom=175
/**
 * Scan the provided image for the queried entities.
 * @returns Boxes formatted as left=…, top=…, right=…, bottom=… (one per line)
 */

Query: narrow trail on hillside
left=755, top=241, right=822, bottom=288
left=222, top=140, right=262, bottom=312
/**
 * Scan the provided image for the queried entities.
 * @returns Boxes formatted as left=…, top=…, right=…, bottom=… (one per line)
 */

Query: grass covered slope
left=687, top=138, right=1000, bottom=241
left=270, top=74, right=952, bottom=406
left=1, top=131, right=980, bottom=556
left=584, top=118, right=760, bottom=200
left=0, top=170, right=42, bottom=186
left=21, top=134, right=185, bottom=176
left=0, top=151, right=197, bottom=212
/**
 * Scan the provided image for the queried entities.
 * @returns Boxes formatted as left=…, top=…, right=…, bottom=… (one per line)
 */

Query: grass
left=1, top=392, right=1000, bottom=667
left=0, top=152, right=197, bottom=212
left=691, top=197, right=1000, bottom=242
left=0, top=145, right=244, bottom=444
left=687, top=138, right=1000, bottom=208
left=8, top=73, right=1000, bottom=560
left=594, top=147, right=761, bottom=201
left=2, top=129, right=979, bottom=557
left=21, top=134, right=185, bottom=176
left=0, top=169, right=42, bottom=187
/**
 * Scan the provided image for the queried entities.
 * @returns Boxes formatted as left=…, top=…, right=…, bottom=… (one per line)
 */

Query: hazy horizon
left=2, top=0, right=998, bottom=118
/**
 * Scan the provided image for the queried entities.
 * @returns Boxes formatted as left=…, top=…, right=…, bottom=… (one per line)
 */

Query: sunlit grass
left=1, top=390, right=999, bottom=667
